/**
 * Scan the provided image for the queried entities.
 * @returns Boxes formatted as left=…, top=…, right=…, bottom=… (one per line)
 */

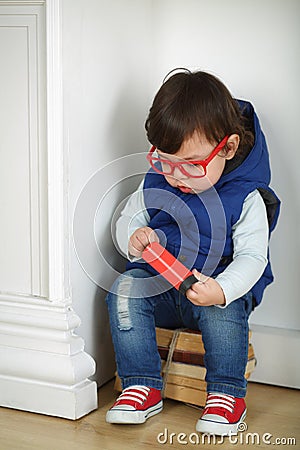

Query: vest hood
left=215, top=100, right=271, bottom=191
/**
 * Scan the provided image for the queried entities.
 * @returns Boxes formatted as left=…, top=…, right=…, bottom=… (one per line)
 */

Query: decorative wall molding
left=0, top=1, right=45, bottom=5
left=0, top=295, right=97, bottom=419
left=0, top=6, right=48, bottom=297
left=0, top=0, right=98, bottom=419
left=46, top=0, right=69, bottom=302
left=0, top=377, right=96, bottom=420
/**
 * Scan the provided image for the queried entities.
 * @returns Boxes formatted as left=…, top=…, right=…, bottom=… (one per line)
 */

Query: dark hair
left=145, top=69, right=254, bottom=154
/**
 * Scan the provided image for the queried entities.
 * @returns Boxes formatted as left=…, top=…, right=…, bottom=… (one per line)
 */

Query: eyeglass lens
left=160, top=160, right=205, bottom=177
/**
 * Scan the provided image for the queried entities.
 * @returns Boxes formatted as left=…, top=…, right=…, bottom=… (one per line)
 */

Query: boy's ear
left=225, top=134, right=240, bottom=160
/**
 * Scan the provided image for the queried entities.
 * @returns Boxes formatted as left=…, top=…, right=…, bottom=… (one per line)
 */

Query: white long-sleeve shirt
left=115, top=180, right=269, bottom=307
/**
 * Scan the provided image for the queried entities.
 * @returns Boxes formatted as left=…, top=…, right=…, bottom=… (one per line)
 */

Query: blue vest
left=127, top=101, right=280, bottom=306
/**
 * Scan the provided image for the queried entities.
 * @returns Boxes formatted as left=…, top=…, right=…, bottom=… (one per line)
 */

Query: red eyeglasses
left=147, top=135, right=229, bottom=178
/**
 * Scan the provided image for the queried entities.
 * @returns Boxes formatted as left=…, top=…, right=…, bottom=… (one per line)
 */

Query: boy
left=105, top=70, right=280, bottom=435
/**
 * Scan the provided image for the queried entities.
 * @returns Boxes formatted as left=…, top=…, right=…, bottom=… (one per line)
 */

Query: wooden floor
left=0, top=380, right=299, bottom=450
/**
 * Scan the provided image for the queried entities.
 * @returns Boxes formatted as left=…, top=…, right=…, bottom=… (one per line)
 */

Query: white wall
left=63, top=0, right=300, bottom=386
left=62, top=0, right=153, bottom=384
left=150, top=0, right=300, bottom=331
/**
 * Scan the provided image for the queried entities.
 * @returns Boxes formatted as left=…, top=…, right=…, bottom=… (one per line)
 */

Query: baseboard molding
left=0, top=295, right=98, bottom=419
left=249, top=324, right=300, bottom=389
left=0, top=375, right=97, bottom=420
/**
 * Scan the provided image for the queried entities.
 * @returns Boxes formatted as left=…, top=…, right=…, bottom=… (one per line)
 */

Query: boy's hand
left=128, top=227, right=159, bottom=258
left=186, top=269, right=226, bottom=307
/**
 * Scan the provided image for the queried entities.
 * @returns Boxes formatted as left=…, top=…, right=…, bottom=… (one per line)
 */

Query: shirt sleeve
left=215, top=189, right=269, bottom=307
left=116, top=185, right=269, bottom=304
left=115, top=179, right=150, bottom=258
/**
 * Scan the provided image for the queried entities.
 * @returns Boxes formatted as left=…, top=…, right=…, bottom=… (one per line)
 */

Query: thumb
left=192, top=268, right=207, bottom=283
left=192, top=268, right=201, bottom=279
left=149, top=229, right=160, bottom=243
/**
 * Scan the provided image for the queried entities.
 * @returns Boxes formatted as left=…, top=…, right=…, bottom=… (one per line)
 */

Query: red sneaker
left=106, top=385, right=163, bottom=424
left=196, top=393, right=247, bottom=435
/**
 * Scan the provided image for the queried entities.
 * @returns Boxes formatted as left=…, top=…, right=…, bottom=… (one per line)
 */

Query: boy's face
left=157, top=132, right=239, bottom=193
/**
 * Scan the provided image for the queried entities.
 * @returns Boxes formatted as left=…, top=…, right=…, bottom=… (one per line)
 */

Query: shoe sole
left=196, top=409, right=247, bottom=436
left=106, top=400, right=163, bottom=424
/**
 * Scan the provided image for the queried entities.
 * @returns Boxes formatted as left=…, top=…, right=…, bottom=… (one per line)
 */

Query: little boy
left=105, top=70, right=280, bottom=435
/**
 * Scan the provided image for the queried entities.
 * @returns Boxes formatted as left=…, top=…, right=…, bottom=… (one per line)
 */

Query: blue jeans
left=106, top=268, right=253, bottom=398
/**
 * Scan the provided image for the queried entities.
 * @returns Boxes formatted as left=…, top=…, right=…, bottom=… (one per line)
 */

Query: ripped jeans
left=105, top=268, right=253, bottom=398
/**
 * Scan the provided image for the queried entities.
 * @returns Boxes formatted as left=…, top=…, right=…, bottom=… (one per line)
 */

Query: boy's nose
left=173, top=166, right=189, bottom=179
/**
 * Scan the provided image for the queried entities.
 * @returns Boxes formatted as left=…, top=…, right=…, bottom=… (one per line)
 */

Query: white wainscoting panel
left=0, top=4, right=48, bottom=297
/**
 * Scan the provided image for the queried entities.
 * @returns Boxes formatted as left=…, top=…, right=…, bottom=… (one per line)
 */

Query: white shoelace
left=205, top=393, right=235, bottom=414
left=116, top=386, right=150, bottom=406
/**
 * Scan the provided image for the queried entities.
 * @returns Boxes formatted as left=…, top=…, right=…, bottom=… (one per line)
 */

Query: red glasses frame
left=147, top=135, right=229, bottom=178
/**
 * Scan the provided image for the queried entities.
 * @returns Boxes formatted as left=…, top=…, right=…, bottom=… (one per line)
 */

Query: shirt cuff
left=214, top=280, right=232, bottom=308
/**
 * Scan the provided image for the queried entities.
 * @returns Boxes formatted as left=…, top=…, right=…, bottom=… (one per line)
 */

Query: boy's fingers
left=149, top=229, right=159, bottom=243
left=131, top=228, right=155, bottom=251
left=128, top=227, right=159, bottom=257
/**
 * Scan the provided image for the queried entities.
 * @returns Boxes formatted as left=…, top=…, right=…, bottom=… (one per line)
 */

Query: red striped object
left=142, top=242, right=198, bottom=295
